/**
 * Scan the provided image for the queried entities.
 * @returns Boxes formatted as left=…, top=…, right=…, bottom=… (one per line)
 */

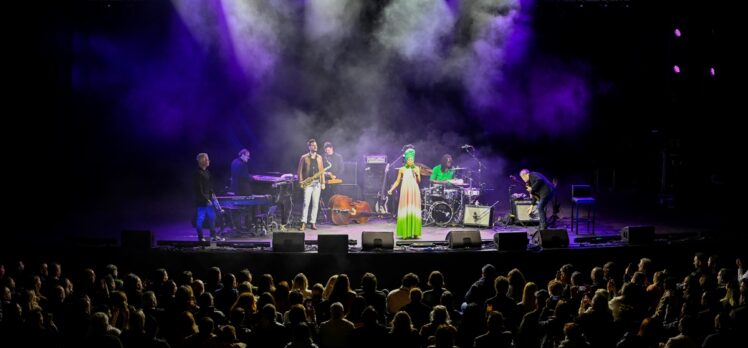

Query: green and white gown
left=396, top=167, right=422, bottom=239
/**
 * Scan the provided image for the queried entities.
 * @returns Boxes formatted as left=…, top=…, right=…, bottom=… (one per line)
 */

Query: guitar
left=375, top=163, right=390, bottom=214
left=510, top=175, right=539, bottom=201
left=510, top=175, right=539, bottom=216
left=210, top=193, right=228, bottom=232
left=211, top=193, right=225, bottom=213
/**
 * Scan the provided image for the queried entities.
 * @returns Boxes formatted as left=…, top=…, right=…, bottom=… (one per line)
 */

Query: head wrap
left=404, top=148, right=416, bottom=168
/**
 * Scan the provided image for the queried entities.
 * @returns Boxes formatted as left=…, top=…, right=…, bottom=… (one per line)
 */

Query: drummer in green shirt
left=430, top=154, right=455, bottom=184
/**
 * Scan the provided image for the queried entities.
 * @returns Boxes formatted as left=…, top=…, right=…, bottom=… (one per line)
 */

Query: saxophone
left=300, top=161, right=332, bottom=189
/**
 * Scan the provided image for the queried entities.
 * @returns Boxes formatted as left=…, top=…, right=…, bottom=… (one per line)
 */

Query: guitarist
left=519, top=169, right=556, bottom=231
left=298, top=139, right=326, bottom=231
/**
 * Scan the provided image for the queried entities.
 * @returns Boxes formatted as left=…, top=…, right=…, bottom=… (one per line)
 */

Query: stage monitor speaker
left=621, top=225, right=655, bottom=244
left=446, top=230, right=482, bottom=249
left=121, top=230, right=153, bottom=250
left=273, top=232, right=305, bottom=252
left=533, top=228, right=569, bottom=248
left=318, top=234, right=349, bottom=254
left=494, top=231, right=528, bottom=251
left=512, top=200, right=539, bottom=224
left=361, top=231, right=394, bottom=251
left=463, top=205, right=494, bottom=228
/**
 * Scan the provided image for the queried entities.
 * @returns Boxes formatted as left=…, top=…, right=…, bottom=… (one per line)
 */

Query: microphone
left=461, top=144, right=473, bottom=149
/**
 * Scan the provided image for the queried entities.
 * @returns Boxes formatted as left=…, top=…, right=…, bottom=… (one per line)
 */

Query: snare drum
left=423, top=185, right=445, bottom=202
left=444, top=189, right=461, bottom=201
left=464, top=187, right=480, bottom=197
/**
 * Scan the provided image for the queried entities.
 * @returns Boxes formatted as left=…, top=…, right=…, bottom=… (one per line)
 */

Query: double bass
left=329, top=194, right=373, bottom=225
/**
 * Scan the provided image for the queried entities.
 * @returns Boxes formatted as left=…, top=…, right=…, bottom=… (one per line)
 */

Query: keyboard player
left=228, top=148, right=255, bottom=231
left=230, top=148, right=253, bottom=196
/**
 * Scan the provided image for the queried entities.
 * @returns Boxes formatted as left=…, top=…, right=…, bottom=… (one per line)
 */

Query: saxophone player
left=297, top=138, right=326, bottom=230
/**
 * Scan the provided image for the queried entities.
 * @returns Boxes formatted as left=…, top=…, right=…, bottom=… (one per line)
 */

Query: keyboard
left=215, top=195, right=273, bottom=207
left=252, top=173, right=297, bottom=182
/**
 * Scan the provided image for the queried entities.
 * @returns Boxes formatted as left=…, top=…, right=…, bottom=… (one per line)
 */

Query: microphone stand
left=463, top=146, right=486, bottom=193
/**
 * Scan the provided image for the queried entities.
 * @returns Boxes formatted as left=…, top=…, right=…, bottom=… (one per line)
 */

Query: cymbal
left=447, top=179, right=468, bottom=186
left=416, top=163, right=433, bottom=176
left=452, top=167, right=469, bottom=171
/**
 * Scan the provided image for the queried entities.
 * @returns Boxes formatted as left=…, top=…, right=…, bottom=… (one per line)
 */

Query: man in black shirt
left=230, top=148, right=252, bottom=195
left=194, top=153, right=222, bottom=242
left=229, top=148, right=256, bottom=232
left=519, top=169, right=556, bottom=231
left=323, top=142, right=344, bottom=201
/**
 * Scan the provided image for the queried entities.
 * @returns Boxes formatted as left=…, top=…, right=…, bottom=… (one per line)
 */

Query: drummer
left=430, top=154, right=455, bottom=185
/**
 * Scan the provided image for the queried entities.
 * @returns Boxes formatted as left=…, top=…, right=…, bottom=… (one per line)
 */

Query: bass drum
left=429, top=201, right=454, bottom=227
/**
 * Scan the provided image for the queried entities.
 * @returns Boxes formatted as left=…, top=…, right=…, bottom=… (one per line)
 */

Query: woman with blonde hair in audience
left=322, top=275, right=338, bottom=300
left=518, top=281, right=538, bottom=317
left=292, top=273, right=312, bottom=299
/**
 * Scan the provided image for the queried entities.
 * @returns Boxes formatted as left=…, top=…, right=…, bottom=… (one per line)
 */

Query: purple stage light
left=674, top=28, right=681, bottom=37
left=673, top=65, right=681, bottom=74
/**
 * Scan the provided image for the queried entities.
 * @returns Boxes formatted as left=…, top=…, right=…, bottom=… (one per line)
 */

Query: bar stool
left=571, top=184, right=595, bottom=235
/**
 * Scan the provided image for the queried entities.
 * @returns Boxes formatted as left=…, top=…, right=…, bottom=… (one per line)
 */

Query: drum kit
left=421, top=166, right=482, bottom=227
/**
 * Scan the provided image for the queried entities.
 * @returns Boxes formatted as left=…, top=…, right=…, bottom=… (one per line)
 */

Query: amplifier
left=512, top=199, right=539, bottom=224
left=364, top=154, right=387, bottom=164
left=463, top=205, right=494, bottom=227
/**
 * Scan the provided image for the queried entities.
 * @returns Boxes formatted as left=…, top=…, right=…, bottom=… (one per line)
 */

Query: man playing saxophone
left=298, top=138, right=326, bottom=230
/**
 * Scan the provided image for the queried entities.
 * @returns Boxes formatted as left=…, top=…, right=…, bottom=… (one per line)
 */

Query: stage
left=147, top=200, right=716, bottom=252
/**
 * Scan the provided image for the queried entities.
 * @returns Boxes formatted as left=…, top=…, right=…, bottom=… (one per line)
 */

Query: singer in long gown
left=387, top=148, right=422, bottom=239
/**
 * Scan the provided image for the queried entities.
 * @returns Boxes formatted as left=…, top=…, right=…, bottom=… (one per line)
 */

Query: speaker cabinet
left=361, top=232, right=394, bottom=251
left=533, top=228, right=569, bottom=248
left=446, top=230, right=482, bottom=249
left=341, top=161, right=358, bottom=185
left=621, top=226, right=655, bottom=244
left=463, top=205, right=494, bottom=227
left=494, top=231, right=528, bottom=251
left=273, top=232, right=305, bottom=252
left=121, top=230, right=153, bottom=250
left=363, top=163, right=386, bottom=196
left=512, top=200, right=539, bottom=224
left=318, top=234, right=349, bottom=254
